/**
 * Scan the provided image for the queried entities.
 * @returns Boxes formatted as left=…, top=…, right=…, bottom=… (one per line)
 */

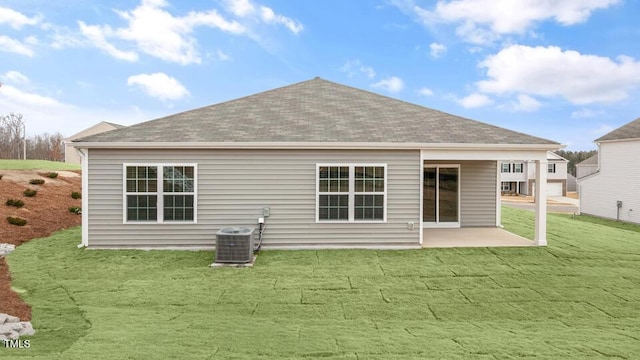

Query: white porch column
left=534, top=160, right=547, bottom=246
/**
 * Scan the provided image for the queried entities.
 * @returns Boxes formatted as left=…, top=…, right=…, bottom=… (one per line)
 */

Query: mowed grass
left=4, top=207, right=640, bottom=359
left=0, top=159, right=80, bottom=171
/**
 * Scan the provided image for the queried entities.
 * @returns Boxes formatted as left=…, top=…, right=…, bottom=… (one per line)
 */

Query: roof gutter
left=71, top=141, right=563, bottom=151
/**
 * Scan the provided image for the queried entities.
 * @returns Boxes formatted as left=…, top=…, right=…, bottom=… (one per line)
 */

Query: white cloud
left=592, top=124, right=614, bottom=135
left=402, top=0, right=619, bottom=45
left=0, top=83, right=68, bottom=109
left=458, top=93, right=493, bottom=108
left=70, top=0, right=245, bottom=65
left=571, top=108, right=604, bottom=119
left=429, top=42, right=447, bottom=58
left=127, top=72, right=189, bottom=101
left=0, top=35, right=34, bottom=56
left=508, top=94, right=541, bottom=112
left=477, top=45, right=640, bottom=104
left=372, top=76, right=404, bottom=93
left=215, top=49, right=232, bottom=61
left=1, top=71, right=29, bottom=85
left=78, top=22, right=139, bottom=62
left=259, top=6, right=303, bottom=34
left=0, top=6, right=41, bottom=29
left=340, top=59, right=376, bottom=79
left=225, top=0, right=255, bottom=17
left=223, top=0, right=303, bottom=34
left=418, top=87, right=434, bottom=96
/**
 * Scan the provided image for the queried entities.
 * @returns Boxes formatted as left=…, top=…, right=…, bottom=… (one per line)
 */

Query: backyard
left=2, top=207, right=639, bottom=359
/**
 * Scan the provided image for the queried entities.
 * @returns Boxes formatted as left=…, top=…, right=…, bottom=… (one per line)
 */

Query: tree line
left=555, top=150, right=597, bottom=177
left=0, top=113, right=65, bottom=161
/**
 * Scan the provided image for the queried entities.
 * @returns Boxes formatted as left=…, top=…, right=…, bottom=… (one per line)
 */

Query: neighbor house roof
left=76, top=78, right=559, bottom=147
left=596, top=117, right=640, bottom=142
left=576, top=154, right=598, bottom=166
left=66, top=121, right=125, bottom=141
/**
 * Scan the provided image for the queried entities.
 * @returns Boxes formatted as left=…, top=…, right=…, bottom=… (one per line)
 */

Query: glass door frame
left=422, top=164, right=461, bottom=228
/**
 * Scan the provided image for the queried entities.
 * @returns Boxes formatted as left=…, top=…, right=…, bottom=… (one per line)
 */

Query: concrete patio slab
left=423, top=228, right=535, bottom=248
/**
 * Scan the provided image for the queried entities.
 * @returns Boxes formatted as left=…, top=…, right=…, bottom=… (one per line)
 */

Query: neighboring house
left=566, top=174, right=577, bottom=193
left=576, top=154, right=598, bottom=179
left=64, top=121, right=125, bottom=164
left=579, top=117, right=640, bottom=224
left=500, top=152, right=568, bottom=196
left=72, top=78, right=561, bottom=249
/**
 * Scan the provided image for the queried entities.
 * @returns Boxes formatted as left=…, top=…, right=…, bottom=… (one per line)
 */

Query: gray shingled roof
left=577, top=154, right=598, bottom=166
left=596, top=117, right=640, bottom=142
left=77, top=78, right=558, bottom=145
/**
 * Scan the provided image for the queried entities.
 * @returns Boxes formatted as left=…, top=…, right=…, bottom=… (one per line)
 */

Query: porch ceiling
left=422, top=228, right=534, bottom=248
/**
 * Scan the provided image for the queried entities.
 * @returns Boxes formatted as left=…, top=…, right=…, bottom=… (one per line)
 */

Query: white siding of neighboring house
left=85, top=148, right=422, bottom=249
left=64, top=122, right=120, bottom=164
left=579, top=140, right=640, bottom=224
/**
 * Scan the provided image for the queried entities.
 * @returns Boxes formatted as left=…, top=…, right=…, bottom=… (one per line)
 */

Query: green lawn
left=3, top=207, right=640, bottom=359
left=0, top=160, right=80, bottom=171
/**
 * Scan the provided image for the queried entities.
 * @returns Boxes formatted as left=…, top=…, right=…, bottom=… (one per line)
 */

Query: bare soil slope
left=0, top=170, right=82, bottom=320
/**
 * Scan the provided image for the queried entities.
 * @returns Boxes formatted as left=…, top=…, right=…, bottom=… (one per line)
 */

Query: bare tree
left=0, top=113, right=25, bottom=159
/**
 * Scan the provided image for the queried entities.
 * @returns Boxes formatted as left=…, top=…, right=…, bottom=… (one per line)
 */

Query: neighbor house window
left=513, top=163, right=523, bottom=173
left=501, top=182, right=511, bottom=191
left=317, top=164, right=386, bottom=222
left=124, top=164, right=196, bottom=223
left=548, top=163, right=556, bottom=173
left=501, top=163, right=511, bottom=173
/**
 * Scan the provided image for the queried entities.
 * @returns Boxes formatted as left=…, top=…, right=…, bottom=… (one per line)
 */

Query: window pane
left=339, top=179, right=349, bottom=192
left=318, top=195, right=348, bottom=220
left=163, top=195, right=194, bottom=221
left=127, top=195, right=157, bottom=221
left=355, top=166, right=364, bottom=179
left=148, top=180, right=157, bottom=192
left=375, top=167, right=384, bottom=178
left=138, top=179, right=147, bottom=192
left=329, top=180, right=338, bottom=192
left=365, top=180, right=373, bottom=192
left=355, top=179, right=363, bottom=192
left=354, top=194, right=384, bottom=221
left=319, top=180, right=328, bottom=193
left=319, top=167, right=328, bottom=179
left=339, top=167, right=349, bottom=178
left=126, top=180, right=136, bottom=192
left=374, top=180, right=384, bottom=192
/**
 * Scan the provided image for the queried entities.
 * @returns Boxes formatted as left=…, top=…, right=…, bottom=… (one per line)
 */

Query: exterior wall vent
left=215, top=227, right=255, bottom=263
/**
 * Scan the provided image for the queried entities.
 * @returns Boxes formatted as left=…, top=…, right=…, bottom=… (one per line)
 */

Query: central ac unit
left=215, top=227, right=255, bottom=263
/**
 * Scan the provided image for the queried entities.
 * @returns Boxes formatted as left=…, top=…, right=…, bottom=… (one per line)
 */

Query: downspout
left=76, top=147, right=89, bottom=248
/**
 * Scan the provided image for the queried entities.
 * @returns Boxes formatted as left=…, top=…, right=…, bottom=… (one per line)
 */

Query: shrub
left=23, top=189, right=37, bottom=197
left=7, top=216, right=27, bottom=226
left=5, top=199, right=24, bottom=208
left=71, top=191, right=82, bottom=199
left=29, top=178, right=45, bottom=185
left=68, top=206, right=82, bottom=215
left=46, top=172, right=59, bottom=179
left=0, top=174, right=3, bottom=180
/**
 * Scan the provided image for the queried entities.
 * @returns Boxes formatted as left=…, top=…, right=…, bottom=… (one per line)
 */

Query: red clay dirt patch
left=0, top=170, right=82, bottom=321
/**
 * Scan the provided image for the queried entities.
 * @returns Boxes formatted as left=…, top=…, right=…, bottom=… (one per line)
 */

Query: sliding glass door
left=423, top=165, right=459, bottom=226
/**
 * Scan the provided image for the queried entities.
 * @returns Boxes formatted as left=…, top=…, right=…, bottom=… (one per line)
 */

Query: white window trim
left=422, top=164, right=461, bottom=229
left=315, top=163, right=387, bottom=223
left=122, top=163, right=198, bottom=225
left=501, top=163, right=511, bottom=173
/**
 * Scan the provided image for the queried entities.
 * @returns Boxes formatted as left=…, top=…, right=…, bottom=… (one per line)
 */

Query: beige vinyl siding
left=425, top=160, right=497, bottom=227
left=87, top=149, right=420, bottom=248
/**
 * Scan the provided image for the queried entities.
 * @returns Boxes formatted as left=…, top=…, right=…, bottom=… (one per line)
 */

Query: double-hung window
left=513, top=163, right=523, bottom=173
left=317, top=164, right=386, bottom=222
left=547, top=163, right=556, bottom=173
left=501, top=163, right=511, bottom=173
left=124, top=164, right=196, bottom=223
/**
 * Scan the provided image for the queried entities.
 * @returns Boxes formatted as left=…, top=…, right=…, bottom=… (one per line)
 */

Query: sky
left=1, top=0, right=639, bottom=151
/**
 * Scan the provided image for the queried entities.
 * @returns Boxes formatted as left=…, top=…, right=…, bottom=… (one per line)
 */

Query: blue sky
left=1, top=0, right=639, bottom=150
